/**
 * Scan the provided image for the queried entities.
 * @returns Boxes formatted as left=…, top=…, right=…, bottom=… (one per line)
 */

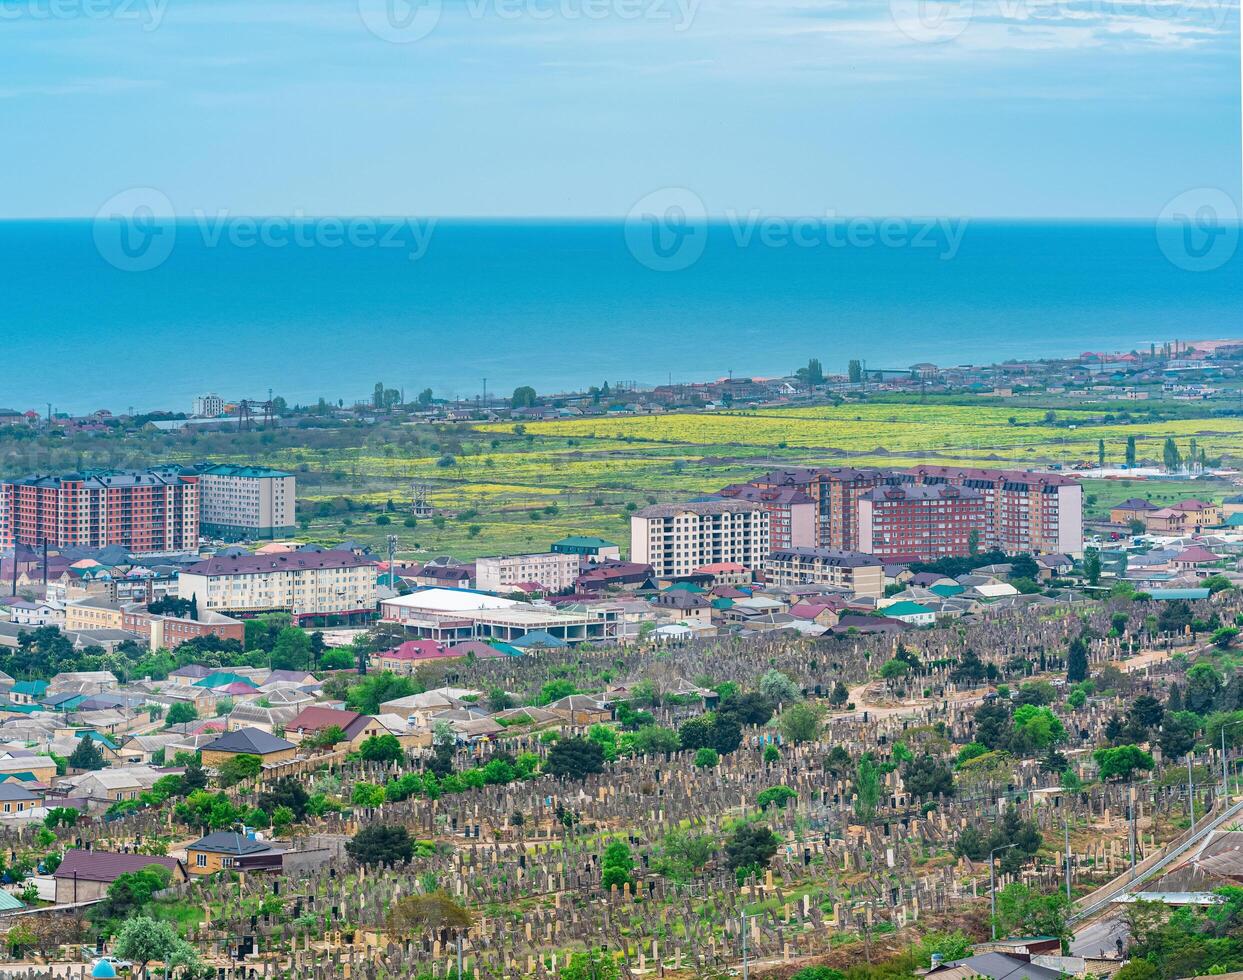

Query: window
left=196, top=853, right=207, bottom=867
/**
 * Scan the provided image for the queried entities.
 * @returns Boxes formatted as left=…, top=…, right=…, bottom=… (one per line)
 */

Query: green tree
left=903, top=753, right=955, bottom=798
left=1066, top=634, right=1089, bottom=683
left=600, top=840, right=634, bottom=891
left=561, top=949, right=620, bottom=980
left=1125, top=435, right=1137, bottom=468
left=67, top=737, right=107, bottom=772
left=848, top=359, right=863, bottom=384
left=545, top=737, right=605, bottom=780
left=217, top=753, right=262, bottom=788
left=1083, top=547, right=1101, bottom=586
left=1159, top=713, right=1196, bottom=758
left=854, top=754, right=881, bottom=822
left=1094, top=744, right=1155, bottom=781
left=725, top=823, right=779, bottom=872
left=270, top=627, right=312, bottom=670
left=346, top=824, right=414, bottom=867
left=693, top=747, right=719, bottom=767
left=511, top=386, right=538, bottom=408
left=164, top=702, right=198, bottom=727
left=1163, top=436, right=1183, bottom=472
left=360, top=734, right=404, bottom=763
left=777, top=703, right=821, bottom=744
left=992, top=883, right=1070, bottom=943
left=758, top=669, right=801, bottom=704
left=114, top=915, right=183, bottom=979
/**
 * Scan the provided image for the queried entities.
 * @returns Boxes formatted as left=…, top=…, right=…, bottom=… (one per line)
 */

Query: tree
left=1095, top=744, right=1155, bottom=781
left=848, top=359, right=863, bottom=384
left=903, top=753, right=955, bottom=798
left=386, top=892, right=472, bottom=940
left=181, top=759, right=208, bottom=792
left=270, top=627, right=312, bottom=670
left=217, top=753, right=262, bottom=788
left=114, top=915, right=181, bottom=979
left=258, top=777, right=310, bottom=821
left=693, top=747, right=719, bottom=767
left=758, top=669, right=801, bottom=705
left=719, top=691, right=775, bottom=726
left=1066, top=634, right=1089, bottom=683
left=1083, top=547, right=1101, bottom=586
left=304, top=725, right=348, bottom=750
left=1125, top=435, right=1137, bottom=468
left=346, top=824, right=414, bottom=867
left=725, top=823, right=779, bottom=872
left=360, top=734, right=404, bottom=763
left=1098, top=439, right=1105, bottom=470
left=511, top=386, right=537, bottom=408
left=1163, top=436, right=1183, bottom=473
left=974, top=701, right=1013, bottom=750
left=92, top=864, right=173, bottom=922
left=777, top=703, right=821, bottom=744
left=545, top=737, right=605, bottom=780
left=68, top=737, right=106, bottom=772
left=854, top=754, right=881, bottom=822
left=601, top=840, right=634, bottom=891
left=992, top=883, right=1070, bottom=943
left=348, top=672, right=415, bottom=714
left=562, top=949, right=620, bottom=980
left=756, top=786, right=798, bottom=810
left=1159, top=714, right=1196, bottom=759
left=628, top=725, right=680, bottom=756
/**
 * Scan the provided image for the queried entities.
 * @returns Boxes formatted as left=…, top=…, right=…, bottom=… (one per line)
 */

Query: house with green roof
left=193, top=672, right=252, bottom=690
left=9, top=680, right=48, bottom=705
left=880, top=601, right=938, bottom=626
left=550, top=536, right=621, bottom=561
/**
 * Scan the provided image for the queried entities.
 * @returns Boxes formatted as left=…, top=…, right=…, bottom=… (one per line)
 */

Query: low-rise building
left=763, top=548, right=885, bottom=597
left=64, top=597, right=124, bottom=633
left=550, top=536, right=621, bottom=563
left=53, top=850, right=187, bottom=903
left=177, top=550, right=378, bottom=623
left=121, top=604, right=245, bottom=651
left=475, top=552, right=580, bottom=594
left=187, top=831, right=281, bottom=875
left=200, top=727, right=297, bottom=767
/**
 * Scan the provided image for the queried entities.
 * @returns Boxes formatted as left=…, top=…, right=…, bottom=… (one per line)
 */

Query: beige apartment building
left=177, top=550, right=377, bottom=622
left=64, top=596, right=125, bottom=632
left=631, top=500, right=769, bottom=578
left=474, top=552, right=580, bottom=594
left=195, top=465, right=296, bottom=541
left=763, top=548, right=885, bottom=598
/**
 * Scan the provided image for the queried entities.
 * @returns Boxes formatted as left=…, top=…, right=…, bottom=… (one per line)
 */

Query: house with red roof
left=285, top=706, right=395, bottom=751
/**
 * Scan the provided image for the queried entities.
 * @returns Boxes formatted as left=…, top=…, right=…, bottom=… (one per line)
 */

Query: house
left=649, top=590, right=713, bottom=625
left=285, top=706, right=393, bottom=750
left=1173, top=547, right=1223, bottom=570
left=921, top=951, right=1061, bottom=980
left=53, top=850, right=187, bottom=903
left=8, top=681, right=47, bottom=706
left=551, top=536, right=620, bottom=563
left=186, top=831, right=281, bottom=875
left=200, top=728, right=297, bottom=767
left=544, top=694, right=611, bottom=726
left=1169, top=499, right=1222, bottom=531
left=0, top=783, right=39, bottom=814
left=372, top=640, right=453, bottom=673
left=1110, top=499, right=1160, bottom=526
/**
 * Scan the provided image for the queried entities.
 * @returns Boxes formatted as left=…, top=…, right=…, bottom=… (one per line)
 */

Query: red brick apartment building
left=0, top=469, right=199, bottom=554
left=747, top=465, right=1082, bottom=557
left=857, top=484, right=987, bottom=561
left=715, top=483, right=816, bottom=549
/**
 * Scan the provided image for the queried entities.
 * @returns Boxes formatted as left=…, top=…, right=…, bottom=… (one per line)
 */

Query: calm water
left=2, top=218, right=1240, bottom=414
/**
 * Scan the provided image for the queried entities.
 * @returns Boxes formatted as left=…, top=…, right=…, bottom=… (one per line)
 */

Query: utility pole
left=1064, top=813, right=1071, bottom=902
left=386, top=534, right=397, bottom=589
left=1128, top=784, right=1137, bottom=878
left=457, top=933, right=463, bottom=980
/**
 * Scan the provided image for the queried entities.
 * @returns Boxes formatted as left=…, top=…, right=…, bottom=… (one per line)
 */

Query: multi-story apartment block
left=195, top=465, right=296, bottom=540
left=857, top=484, right=987, bottom=561
left=763, top=548, right=885, bottom=597
left=177, top=550, right=378, bottom=623
left=0, top=469, right=199, bottom=555
left=747, top=465, right=1083, bottom=557
left=749, top=467, right=893, bottom=550
left=715, top=483, right=816, bottom=550
left=631, top=500, right=769, bottom=578
left=475, top=552, right=581, bottom=594
left=902, top=466, right=1083, bottom=556
left=121, top=603, right=245, bottom=651
left=193, top=393, right=225, bottom=418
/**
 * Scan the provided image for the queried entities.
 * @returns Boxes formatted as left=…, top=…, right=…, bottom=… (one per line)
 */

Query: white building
left=475, top=552, right=580, bottom=594
left=177, top=549, right=377, bottom=622
left=195, top=465, right=296, bottom=541
left=192, top=393, right=225, bottom=418
left=631, top=500, right=769, bottom=578
left=380, top=588, right=608, bottom=643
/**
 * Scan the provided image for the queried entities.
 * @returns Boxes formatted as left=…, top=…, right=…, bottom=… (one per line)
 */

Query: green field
left=6, top=395, right=1241, bottom=560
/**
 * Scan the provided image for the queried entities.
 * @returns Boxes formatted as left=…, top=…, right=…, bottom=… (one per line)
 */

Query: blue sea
left=2, top=218, right=1240, bottom=415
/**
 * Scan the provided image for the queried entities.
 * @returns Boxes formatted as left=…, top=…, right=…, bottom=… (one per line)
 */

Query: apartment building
left=0, top=469, right=199, bottom=554
left=177, top=550, right=378, bottom=622
left=631, top=500, right=769, bottom=578
left=121, top=603, right=245, bottom=651
left=902, top=466, right=1083, bottom=556
left=195, top=465, right=296, bottom=541
left=857, top=484, right=987, bottom=562
left=715, top=483, right=816, bottom=550
left=475, top=552, right=580, bottom=594
left=192, top=393, right=226, bottom=418
left=763, top=548, right=885, bottom=598
left=749, top=467, right=893, bottom=550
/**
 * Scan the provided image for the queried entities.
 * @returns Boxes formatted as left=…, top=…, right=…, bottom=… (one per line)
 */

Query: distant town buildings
left=0, top=468, right=199, bottom=555
left=630, top=500, right=770, bottom=578
left=192, top=393, right=226, bottom=418
left=195, top=464, right=296, bottom=541
left=550, top=536, right=621, bottom=563
left=715, top=483, right=816, bottom=550
left=177, top=549, right=377, bottom=623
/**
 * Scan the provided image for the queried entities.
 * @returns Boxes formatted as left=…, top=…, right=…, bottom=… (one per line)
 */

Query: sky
left=0, top=0, right=1238, bottom=218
